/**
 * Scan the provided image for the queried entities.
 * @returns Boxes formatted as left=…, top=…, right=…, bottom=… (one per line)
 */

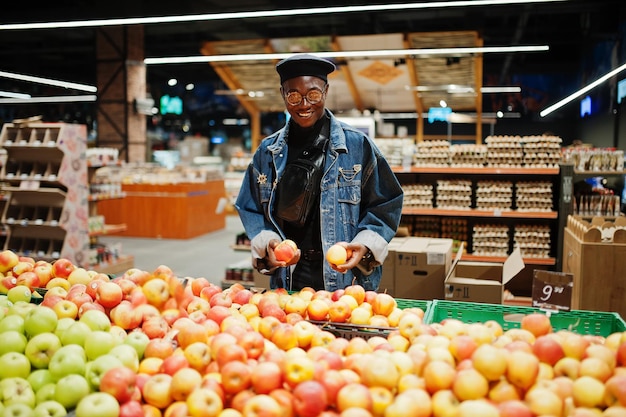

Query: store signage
left=427, top=107, right=452, bottom=123
left=531, top=270, right=573, bottom=311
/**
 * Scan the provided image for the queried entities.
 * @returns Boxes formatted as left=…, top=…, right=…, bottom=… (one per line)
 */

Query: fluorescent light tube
left=0, top=1, right=568, bottom=30
left=0, top=70, right=97, bottom=93
left=0, top=95, right=97, bottom=104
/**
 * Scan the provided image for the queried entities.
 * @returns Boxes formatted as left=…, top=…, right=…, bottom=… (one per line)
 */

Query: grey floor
left=99, top=215, right=252, bottom=285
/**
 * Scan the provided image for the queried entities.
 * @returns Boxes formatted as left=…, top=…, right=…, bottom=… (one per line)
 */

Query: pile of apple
left=0, top=249, right=625, bottom=417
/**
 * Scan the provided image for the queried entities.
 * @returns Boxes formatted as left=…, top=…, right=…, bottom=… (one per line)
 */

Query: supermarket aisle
left=99, top=215, right=251, bottom=285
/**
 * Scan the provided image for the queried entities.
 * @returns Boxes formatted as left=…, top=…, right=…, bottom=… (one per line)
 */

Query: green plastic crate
left=424, top=300, right=626, bottom=337
left=396, top=298, right=431, bottom=314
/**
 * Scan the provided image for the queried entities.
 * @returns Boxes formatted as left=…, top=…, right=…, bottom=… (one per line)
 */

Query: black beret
left=276, top=54, right=336, bottom=84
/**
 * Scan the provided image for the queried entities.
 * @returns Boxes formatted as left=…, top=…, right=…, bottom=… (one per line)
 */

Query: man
left=235, top=53, right=403, bottom=291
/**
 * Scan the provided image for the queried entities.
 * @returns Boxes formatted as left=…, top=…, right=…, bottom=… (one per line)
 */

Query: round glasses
left=284, top=88, right=325, bottom=106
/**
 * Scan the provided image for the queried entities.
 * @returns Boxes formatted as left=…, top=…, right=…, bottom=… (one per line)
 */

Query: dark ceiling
left=0, top=1, right=624, bottom=107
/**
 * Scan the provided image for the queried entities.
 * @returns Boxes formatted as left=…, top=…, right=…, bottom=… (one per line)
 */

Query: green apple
left=84, top=330, right=117, bottom=361
left=24, top=306, right=58, bottom=338
left=0, top=330, right=28, bottom=355
left=84, top=354, right=123, bottom=390
left=59, top=321, right=91, bottom=347
left=35, top=383, right=56, bottom=405
left=33, top=400, right=67, bottom=417
left=53, top=317, right=76, bottom=340
left=123, top=331, right=150, bottom=360
left=75, top=392, right=119, bottom=417
left=79, top=309, right=111, bottom=332
left=27, top=369, right=55, bottom=393
left=48, top=345, right=87, bottom=381
left=108, top=344, right=139, bottom=372
left=7, top=301, right=36, bottom=319
left=0, top=352, right=31, bottom=379
left=2, top=403, right=34, bottom=417
left=7, top=286, right=31, bottom=304
left=53, top=374, right=91, bottom=410
left=0, top=377, right=36, bottom=408
left=0, top=294, right=10, bottom=307
left=24, top=333, right=62, bottom=369
left=0, top=314, right=25, bottom=334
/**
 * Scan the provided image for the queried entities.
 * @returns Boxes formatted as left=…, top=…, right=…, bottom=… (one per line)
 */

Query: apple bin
left=1, top=249, right=626, bottom=417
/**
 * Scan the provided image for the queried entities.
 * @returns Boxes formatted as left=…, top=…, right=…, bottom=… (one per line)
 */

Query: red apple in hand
left=275, top=239, right=298, bottom=262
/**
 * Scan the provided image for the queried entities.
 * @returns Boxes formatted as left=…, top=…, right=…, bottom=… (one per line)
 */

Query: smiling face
left=281, top=76, right=328, bottom=129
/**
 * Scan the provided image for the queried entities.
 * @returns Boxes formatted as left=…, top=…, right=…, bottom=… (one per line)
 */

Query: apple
left=51, top=259, right=75, bottom=279
left=96, top=281, right=123, bottom=308
left=242, top=394, right=282, bottom=417
left=24, top=332, right=62, bottom=369
left=99, top=366, right=137, bottom=404
left=27, top=368, right=54, bottom=392
left=336, top=382, right=373, bottom=413
left=0, top=330, right=28, bottom=355
left=160, top=354, right=190, bottom=376
left=124, top=331, right=151, bottom=360
left=84, top=330, right=117, bottom=361
left=431, top=389, right=460, bottom=417
left=497, top=400, right=533, bottom=417
left=85, top=354, right=124, bottom=390
left=186, top=386, right=224, bottom=416
left=275, top=239, right=298, bottom=262
left=293, top=380, right=328, bottom=417
left=16, top=271, right=41, bottom=289
left=361, top=354, right=399, bottom=392
left=24, top=305, right=59, bottom=338
left=220, top=360, right=252, bottom=395
left=423, top=359, right=455, bottom=394
left=143, top=373, right=174, bottom=409
left=0, top=352, right=31, bottom=379
left=75, top=392, right=120, bottom=417
left=605, top=374, right=626, bottom=407
left=142, top=278, right=171, bottom=308
left=579, top=356, right=612, bottom=382
left=520, top=312, right=552, bottom=337
left=455, top=399, right=499, bottom=417
left=249, top=361, right=283, bottom=395
left=326, top=244, right=348, bottom=266
left=33, top=263, right=54, bottom=288
left=8, top=300, right=37, bottom=318
left=54, top=373, right=91, bottom=410
left=452, top=368, right=489, bottom=401
left=48, top=344, right=87, bottom=380
left=119, top=400, right=144, bottom=417
left=0, top=249, right=20, bottom=273
left=52, top=300, right=79, bottom=320
left=371, top=293, right=396, bottom=317
left=33, top=400, right=68, bottom=417
left=108, top=344, right=140, bottom=372
left=67, top=267, right=92, bottom=286
left=79, top=308, right=111, bottom=332
left=7, top=285, right=32, bottom=304
left=1, top=377, right=36, bottom=408
left=572, top=375, right=607, bottom=408
left=13, top=261, right=35, bottom=276
left=328, top=300, right=352, bottom=323
left=506, top=349, right=539, bottom=390
left=168, top=367, right=202, bottom=402
left=525, top=386, right=563, bottom=417
left=237, top=330, right=266, bottom=360
left=471, top=343, right=507, bottom=381
left=184, top=341, right=211, bottom=372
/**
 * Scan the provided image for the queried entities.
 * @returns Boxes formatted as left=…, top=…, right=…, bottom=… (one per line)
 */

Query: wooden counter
left=97, top=180, right=226, bottom=239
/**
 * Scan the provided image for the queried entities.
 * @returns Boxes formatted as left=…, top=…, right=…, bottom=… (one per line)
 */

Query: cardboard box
left=379, top=237, right=409, bottom=296
left=444, top=244, right=525, bottom=304
left=393, top=237, right=454, bottom=300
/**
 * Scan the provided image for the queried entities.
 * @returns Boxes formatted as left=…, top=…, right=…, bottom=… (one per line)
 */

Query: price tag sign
left=532, top=270, right=573, bottom=311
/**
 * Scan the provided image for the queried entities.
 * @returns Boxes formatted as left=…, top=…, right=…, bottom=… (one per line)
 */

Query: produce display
left=0, top=249, right=625, bottom=417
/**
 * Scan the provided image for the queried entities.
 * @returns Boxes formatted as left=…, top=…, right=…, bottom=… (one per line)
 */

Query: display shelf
left=572, top=170, right=626, bottom=178
left=402, top=207, right=558, bottom=219
left=88, top=192, right=127, bottom=202
left=393, top=166, right=560, bottom=175
left=460, top=254, right=556, bottom=266
left=0, top=122, right=89, bottom=267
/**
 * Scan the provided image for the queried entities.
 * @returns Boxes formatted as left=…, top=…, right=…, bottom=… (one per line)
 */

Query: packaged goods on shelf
left=573, top=194, right=622, bottom=217
left=475, top=180, right=513, bottom=210
left=414, top=140, right=450, bottom=167
left=484, top=135, right=524, bottom=167
left=472, top=224, right=510, bottom=257
left=435, top=179, right=472, bottom=209
left=373, top=137, right=415, bottom=167
left=86, top=147, right=119, bottom=166
left=520, top=135, right=562, bottom=168
left=449, top=144, right=487, bottom=167
left=562, top=146, right=625, bottom=172
left=401, top=183, right=433, bottom=208
left=514, top=224, right=551, bottom=258
left=515, top=181, right=553, bottom=211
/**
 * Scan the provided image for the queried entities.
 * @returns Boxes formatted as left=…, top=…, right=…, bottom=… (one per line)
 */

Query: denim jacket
left=235, top=110, right=404, bottom=291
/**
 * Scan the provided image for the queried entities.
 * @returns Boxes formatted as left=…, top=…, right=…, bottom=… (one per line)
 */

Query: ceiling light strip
left=0, top=91, right=31, bottom=99
left=0, top=95, right=97, bottom=104
left=0, top=0, right=568, bottom=30
left=144, top=45, right=549, bottom=65
left=0, top=70, right=97, bottom=92
left=540, top=61, right=626, bottom=117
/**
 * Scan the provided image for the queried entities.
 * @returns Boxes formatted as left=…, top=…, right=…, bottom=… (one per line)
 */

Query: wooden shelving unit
left=0, top=122, right=90, bottom=267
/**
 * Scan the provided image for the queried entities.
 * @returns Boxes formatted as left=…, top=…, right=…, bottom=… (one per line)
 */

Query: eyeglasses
left=284, top=88, right=325, bottom=106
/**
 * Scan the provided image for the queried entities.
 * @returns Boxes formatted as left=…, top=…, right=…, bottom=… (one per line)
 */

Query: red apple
left=274, top=239, right=297, bottom=262
left=520, top=313, right=552, bottom=337
left=99, top=366, right=138, bottom=404
left=96, top=281, right=124, bottom=308
left=293, top=380, right=328, bottom=417
left=220, top=360, right=252, bottom=395
left=532, top=335, right=565, bottom=366
left=52, top=258, right=76, bottom=279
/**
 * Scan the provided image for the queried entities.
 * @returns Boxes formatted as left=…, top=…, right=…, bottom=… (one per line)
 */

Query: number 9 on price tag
left=532, top=270, right=573, bottom=311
